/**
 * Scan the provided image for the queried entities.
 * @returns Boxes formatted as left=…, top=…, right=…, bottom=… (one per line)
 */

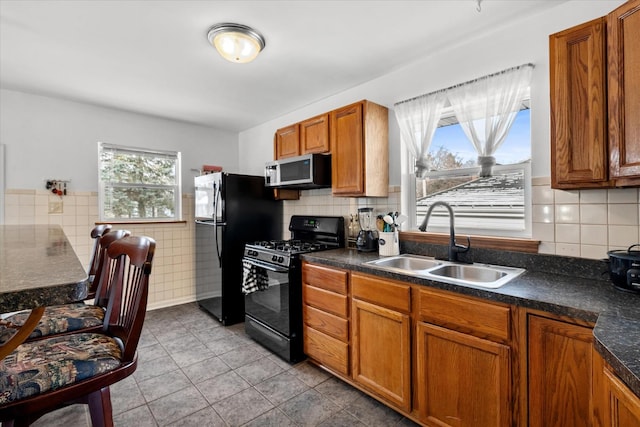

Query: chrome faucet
left=418, top=201, right=470, bottom=262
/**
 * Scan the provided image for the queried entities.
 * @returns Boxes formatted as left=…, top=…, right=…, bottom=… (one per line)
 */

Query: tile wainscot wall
left=3, top=181, right=639, bottom=309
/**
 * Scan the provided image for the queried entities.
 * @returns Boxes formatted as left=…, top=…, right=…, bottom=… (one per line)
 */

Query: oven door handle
left=243, top=257, right=289, bottom=273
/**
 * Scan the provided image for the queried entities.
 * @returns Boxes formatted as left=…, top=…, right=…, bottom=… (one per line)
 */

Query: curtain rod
left=394, top=63, right=534, bottom=107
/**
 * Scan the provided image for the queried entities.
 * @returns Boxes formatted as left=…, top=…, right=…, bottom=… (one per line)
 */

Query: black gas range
left=243, top=215, right=345, bottom=362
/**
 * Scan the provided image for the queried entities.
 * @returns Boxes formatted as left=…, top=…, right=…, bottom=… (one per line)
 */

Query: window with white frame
left=413, top=106, right=531, bottom=236
left=98, top=142, right=182, bottom=221
left=396, top=64, right=533, bottom=238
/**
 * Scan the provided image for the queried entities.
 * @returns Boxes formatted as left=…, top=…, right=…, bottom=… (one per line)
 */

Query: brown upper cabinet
left=608, top=0, right=640, bottom=186
left=272, top=100, right=389, bottom=197
left=274, top=123, right=300, bottom=159
left=550, top=0, right=640, bottom=189
left=300, top=113, right=330, bottom=154
left=331, top=100, right=388, bottom=197
left=550, top=17, right=609, bottom=188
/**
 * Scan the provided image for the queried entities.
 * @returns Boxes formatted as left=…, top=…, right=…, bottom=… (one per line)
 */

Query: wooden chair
left=0, top=230, right=130, bottom=345
left=86, top=224, right=113, bottom=295
left=0, top=235, right=156, bottom=427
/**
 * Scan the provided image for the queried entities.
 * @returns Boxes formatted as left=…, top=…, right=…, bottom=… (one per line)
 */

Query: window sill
left=399, top=231, right=540, bottom=254
left=95, top=220, right=188, bottom=226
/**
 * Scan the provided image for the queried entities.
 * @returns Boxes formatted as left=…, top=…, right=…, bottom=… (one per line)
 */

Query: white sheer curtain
left=394, top=90, right=447, bottom=178
left=447, top=64, right=533, bottom=176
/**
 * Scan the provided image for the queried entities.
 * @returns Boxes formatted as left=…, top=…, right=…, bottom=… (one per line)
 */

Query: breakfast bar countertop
left=0, top=224, right=88, bottom=313
left=302, top=248, right=640, bottom=398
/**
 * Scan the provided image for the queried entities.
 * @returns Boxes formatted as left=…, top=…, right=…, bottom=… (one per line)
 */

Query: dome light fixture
left=207, top=23, right=266, bottom=64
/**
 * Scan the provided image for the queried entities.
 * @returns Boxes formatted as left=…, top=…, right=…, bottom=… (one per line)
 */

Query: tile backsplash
left=531, top=177, right=640, bottom=259
left=3, top=180, right=639, bottom=309
left=3, top=189, right=195, bottom=310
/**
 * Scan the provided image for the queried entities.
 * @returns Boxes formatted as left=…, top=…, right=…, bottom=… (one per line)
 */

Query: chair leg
left=87, top=386, right=114, bottom=427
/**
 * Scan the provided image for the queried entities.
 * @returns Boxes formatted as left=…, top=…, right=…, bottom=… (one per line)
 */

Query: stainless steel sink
left=364, top=255, right=524, bottom=289
left=429, top=264, right=507, bottom=283
left=366, top=254, right=441, bottom=273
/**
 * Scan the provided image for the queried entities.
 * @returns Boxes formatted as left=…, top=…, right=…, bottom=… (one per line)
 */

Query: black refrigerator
left=194, top=172, right=282, bottom=325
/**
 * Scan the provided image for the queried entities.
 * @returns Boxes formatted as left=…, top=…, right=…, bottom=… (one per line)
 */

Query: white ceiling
left=0, top=0, right=565, bottom=132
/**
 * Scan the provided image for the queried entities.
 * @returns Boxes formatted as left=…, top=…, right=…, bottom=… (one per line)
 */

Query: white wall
left=0, top=88, right=239, bottom=193
left=238, top=1, right=625, bottom=182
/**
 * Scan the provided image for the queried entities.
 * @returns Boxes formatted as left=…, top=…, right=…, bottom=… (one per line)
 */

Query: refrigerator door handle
left=211, top=180, right=223, bottom=267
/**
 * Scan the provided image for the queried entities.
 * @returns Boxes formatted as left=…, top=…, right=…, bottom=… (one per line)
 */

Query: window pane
left=102, top=186, right=176, bottom=220
left=100, top=151, right=176, bottom=185
left=417, top=167, right=525, bottom=232
left=414, top=108, right=530, bottom=236
left=98, top=142, right=181, bottom=221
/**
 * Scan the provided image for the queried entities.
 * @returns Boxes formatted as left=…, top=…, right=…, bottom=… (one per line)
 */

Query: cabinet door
left=550, top=18, right=610, bottom=188
left=528, top=315, right=594, bottom=427
left=608, top=0, right=640, bottom=185
left=275, top=124, right=300, bottom=159
left=331, top=102, right=364, bottom=195
left=300, top=113, right=330, bottom=154
left=416, top=322, right=511, bottom=427
left=603, top=368, right=640, bottom=427
left=351, top=298, right=411, bottom=411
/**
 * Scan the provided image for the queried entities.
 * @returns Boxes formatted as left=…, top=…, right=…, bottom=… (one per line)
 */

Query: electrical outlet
left=48, top=201, right=63, bottom=214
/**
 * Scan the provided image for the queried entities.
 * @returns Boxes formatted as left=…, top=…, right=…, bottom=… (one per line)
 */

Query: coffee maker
left=356, top=207, right=378, bottom=252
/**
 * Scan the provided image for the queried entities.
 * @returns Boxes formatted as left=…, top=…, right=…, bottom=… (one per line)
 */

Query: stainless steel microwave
left=265, top=153, right=331, bottom=189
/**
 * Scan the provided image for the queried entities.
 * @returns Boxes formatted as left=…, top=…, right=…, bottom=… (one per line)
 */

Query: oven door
left=243, top=257, right=291, bottom=337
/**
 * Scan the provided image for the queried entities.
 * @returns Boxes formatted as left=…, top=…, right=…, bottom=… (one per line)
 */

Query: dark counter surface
left=302, top=247, right=640, bottom=397
left=0, top=225, right=88, bottom=312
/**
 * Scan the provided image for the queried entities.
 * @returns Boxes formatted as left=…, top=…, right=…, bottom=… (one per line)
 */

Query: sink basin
left=366, top=254, right=441, bottom=273
left=429, top=264, right=507, bottom=283
left=426, top=263, right=525, bottom=288
left=364, top=255, right=524, bottom=289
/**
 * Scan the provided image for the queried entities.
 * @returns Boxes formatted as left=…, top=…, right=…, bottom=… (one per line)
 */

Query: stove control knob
left=278, top=256, right=284, bottom=263
left=272, top=255, right=278, bottom=262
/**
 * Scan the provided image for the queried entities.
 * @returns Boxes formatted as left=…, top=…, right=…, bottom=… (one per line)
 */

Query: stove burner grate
left=251, top=239, right=330, bottom=254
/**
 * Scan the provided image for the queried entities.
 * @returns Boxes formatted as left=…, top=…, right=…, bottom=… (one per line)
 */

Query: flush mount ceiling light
left=207, top=23, right=266, bottom=63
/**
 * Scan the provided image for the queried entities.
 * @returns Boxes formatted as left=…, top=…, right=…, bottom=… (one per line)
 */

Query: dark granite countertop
left=0, top=225, right=88, bottom=312
left=302, top=247, right=640, bottom=397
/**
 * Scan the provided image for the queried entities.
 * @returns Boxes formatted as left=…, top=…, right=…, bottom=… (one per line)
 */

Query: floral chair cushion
left=0, top=332, right=122, bottom=404
left=0, top=303, right=105, bottom=345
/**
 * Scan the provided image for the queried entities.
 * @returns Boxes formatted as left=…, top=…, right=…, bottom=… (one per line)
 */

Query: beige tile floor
left=26, top=303, right=419, bottom=426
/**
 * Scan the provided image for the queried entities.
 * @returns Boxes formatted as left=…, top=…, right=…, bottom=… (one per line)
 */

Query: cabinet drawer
left=303, top=263, right=348, bottom=295
left=351, top=273, right=411, bottom=313
left=417, top=288, right=511, bottom=342
left=303, top=304, right=348, bottom=342
left=304, top=325, right=349, bottom=376
left=303, top=284, right=348, bottom=318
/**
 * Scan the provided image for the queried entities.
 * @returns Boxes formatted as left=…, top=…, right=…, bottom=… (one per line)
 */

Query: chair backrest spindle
left=89, top=229, right=130, bottom=303
left=100, top=236, right=156, bottom=361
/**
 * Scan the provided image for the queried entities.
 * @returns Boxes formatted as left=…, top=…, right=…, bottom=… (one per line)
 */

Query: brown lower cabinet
left=302, top=263, right=350, bottom=376
left=594, top=350, right=640, bottom=427
left=351, top=273, right=412, bottom=412
left=415, top=287, right=513, bottom=426
left=415, top=322, right=511, bottom=426
left=301, top=262, right=640, bottom=427
left=602, top=369, right=640, bottom=427
left=526, top=313, right=595, bottom=426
